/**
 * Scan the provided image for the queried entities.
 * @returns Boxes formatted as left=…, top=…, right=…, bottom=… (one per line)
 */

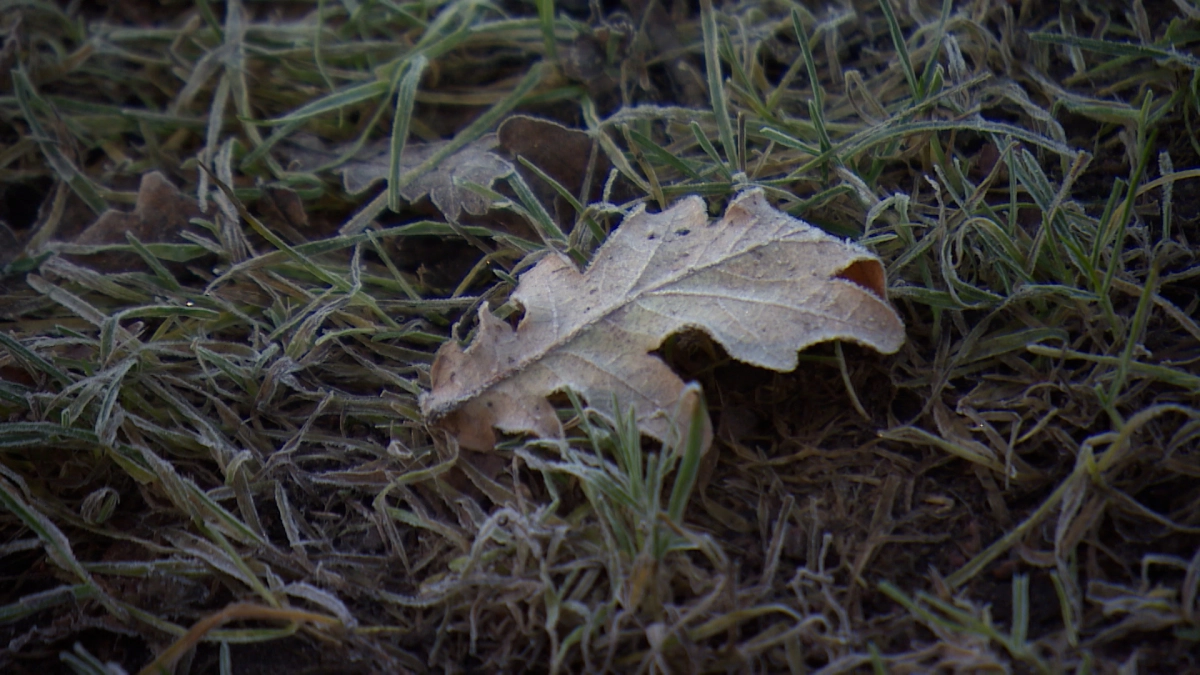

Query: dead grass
left=1, top=0, right=1198, bottom=673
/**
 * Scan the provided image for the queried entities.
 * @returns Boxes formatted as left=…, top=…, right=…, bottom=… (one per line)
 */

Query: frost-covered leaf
left=421, top=189, right=906, bottom=451
left=280, top=134, right=512, bottom=221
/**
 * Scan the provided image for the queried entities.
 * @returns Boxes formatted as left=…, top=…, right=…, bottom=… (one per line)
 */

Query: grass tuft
left=0, top=0, right=1198, bottom=671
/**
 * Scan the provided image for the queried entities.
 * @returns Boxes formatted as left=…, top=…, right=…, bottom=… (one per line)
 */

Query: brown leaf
left=256, top=185, right=309, bottom=230
left=498, top=115, right=611, bottom=231
left=421, top=189, right=906, bottom=451
left=498, top=115, right=601, bottom=198
left=71, top=171, right=203, bottom=272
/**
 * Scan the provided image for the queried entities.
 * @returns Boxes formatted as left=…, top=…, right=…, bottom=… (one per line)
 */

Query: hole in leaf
left=835, top=260, right=887, bottom=300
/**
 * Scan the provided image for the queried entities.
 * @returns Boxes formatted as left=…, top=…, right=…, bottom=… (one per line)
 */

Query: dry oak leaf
left=74, top=172, right=202, bottom=246
left=420, top=189, right=906, bottom=451
left=69, top=171, right=203, bottom=273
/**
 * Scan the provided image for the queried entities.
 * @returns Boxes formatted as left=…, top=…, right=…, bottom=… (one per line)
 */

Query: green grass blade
left=11, top=69, right=107, bottom=215
left=1011, top=573, right=1030, bottom=646
left=667, top=385, right=707, bottom=523
left=791, top=9, right=824, bottom=116
left=265, top=80, right=390, bottom=125
left=627, top=128, right=703, bottom=180
left=1030, top=32, right=1200, bottom=69
left=536, top=0, right=558, bottom=63
left=0, top=331, right=73, bottom=387
left=690, top=120, right=735, bottom=181
left=388, top=55, right=429, bottom=213
left=507, top=170, right=567, bottom=245
left=700, top=0, right=738, bottom=171
left=877, top=0, right=921, bottom=100
left=0, top=468, right=124, bottom=620
left=918, top=0, right=953, bottom=93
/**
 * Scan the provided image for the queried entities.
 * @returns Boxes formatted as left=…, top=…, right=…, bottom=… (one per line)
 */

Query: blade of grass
left=1026, top=343, right=1200, bottom=390
left=388, top=55, right=428, bottom=212
left=0, top=467, right=126, bottom=621
left=0, top=331, right=73, bottom=387
left=536, top=0, right=558, bottom=63
left=506, top=170, right=568, bottom=246
left=263, top=80, right=391, bottom=126
left=202, top=167, right=401, bottom=329
left=1099, top=107, right=1156, bottom=301
left=627, top=128, right=703, bottom=181
left=769, top=118, right=1076, bottom=178
left=699, top=0, right=738, bottom=171
left=1011, top=573, right=1030, bottom=646
left=11, top=68, right=107, bottom=215
left=918, top=0, right=953, bottom=95
left=666, top=385, right=706, bottom=523
left=136, top=603, right=340, bottom=675
left=879, top=425, right=1008, bottom=475
left=791, top=10, right=825, bottom=118
left=1106, top=263, right=1160, bottom=401
left=877, top=0, right=921, bottom=101
left=690, top=121, right=734, bottom=181
left=1030, top=32, right=1200, bottom=70
left=515, top=155, right=607, bottom=246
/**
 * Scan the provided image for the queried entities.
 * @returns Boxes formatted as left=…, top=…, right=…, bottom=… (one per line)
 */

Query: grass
left=1, top=0, right=1199, bottom=672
